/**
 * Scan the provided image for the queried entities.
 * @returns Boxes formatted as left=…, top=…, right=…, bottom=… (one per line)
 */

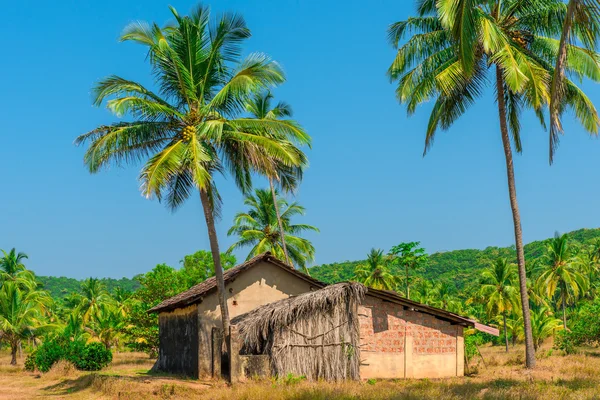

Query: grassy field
left=1, top=344, right=600, bottom=399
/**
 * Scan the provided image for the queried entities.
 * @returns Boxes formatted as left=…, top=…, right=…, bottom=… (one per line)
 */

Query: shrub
left=554, top=330, right=577, bottom=355
left=69, top=342, right=112, bottom=371
left=27, top=338, right=112, bottom=372
left=33, top=340, right=64, bottom=372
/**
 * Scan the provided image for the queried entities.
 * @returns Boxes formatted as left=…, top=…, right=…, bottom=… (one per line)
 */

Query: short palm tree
left=389, top=0, right=600, bottom=368
left=0, top=249, right=35, bottom=288
left=430, top=281, right=463, bottom=313
left=75, top=5, right=305, bottom=342
left=227, top=188, right=318, bottom=273
left=479, top=258, right=518, bottom=352
left=244, top=91, right=310, bottom=266
left=0, top=281, right=52, bottom=365
left=76, top=278, right=112, bottom=325
left=537, top=233, right=588, bottom=329
left=528, top=306, right=563, bottom=351
left=353, top=249, right=397, bottom=291
left=92, top=305, right=125, bottom=350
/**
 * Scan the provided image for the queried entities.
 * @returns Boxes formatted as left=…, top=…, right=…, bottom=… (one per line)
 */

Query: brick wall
left=359, top=296, right=456, bottom=355
left=359, top=296, right=406, bottom=353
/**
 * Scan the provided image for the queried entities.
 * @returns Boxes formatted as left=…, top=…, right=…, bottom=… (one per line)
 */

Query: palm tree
left=537, top=233, right=588, bottom=329
left=244, top=91, right=310, bottom=266
left=549, top=0, right=600, bottom=162
left=0, top=249, right=35, bottom=287
left=76, top=278, right=112, bottom=324
left=353, top=249, right=397, bottom=290
left=388, top=0, right=600, bottom=368
left=227, top=188, right=318, bottom=273
left=430, top=281, right=463, bottom=313
left=412, top=279, right=435, bottom=304
left=0, top=281, right=52, bottom=365
left=479, top=258, right=518, bottom=352
left=528, top=306, right=564, bottom=351
left=388, top=242, right=428, bottom=299
left=92, top=305, right=125, bottom=350
left=75, top=5, right=306, bottom=348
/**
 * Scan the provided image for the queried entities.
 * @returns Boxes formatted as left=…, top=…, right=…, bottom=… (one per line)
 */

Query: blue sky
left=1, top=0, right=600, bottom=279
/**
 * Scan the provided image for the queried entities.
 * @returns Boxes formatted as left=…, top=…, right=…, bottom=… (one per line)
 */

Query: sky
left=1, top=0, right=600, bottom=279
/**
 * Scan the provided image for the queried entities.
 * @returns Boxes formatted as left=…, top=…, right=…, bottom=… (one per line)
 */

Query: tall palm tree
left=479, top=258, right=518, bottom=352
left=0, top=281, right=52, bottom=365
left=353, top=249, right=397, bottom=290
left=76, top=278, right=112, bottom=324
left=537, top=233, right=588, bottom=329
left=227, top=188, right=318, bottom=273
left=389, top=0, right=600, bottom=368
left=549, top=0, right=600, bottom=163
left=244, top=91, right=310, bottom=266
left=75, top=5, right=305, bottom=346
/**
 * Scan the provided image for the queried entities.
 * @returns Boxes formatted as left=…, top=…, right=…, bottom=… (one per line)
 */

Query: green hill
left=37, top=275, right=140, bottom=298
left=310, top=228, right=600, bottom=291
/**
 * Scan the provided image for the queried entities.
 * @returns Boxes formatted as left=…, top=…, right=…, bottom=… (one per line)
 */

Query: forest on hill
left=310, top=228, right=600, bottom=290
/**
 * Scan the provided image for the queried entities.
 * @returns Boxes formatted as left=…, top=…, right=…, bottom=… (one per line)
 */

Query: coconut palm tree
left=75, top=5, right=306, bottom=346
left=549, top=0, right=600, bottom=163
left=389, top=0, right=600, bottom=368
left=537, top=233, right=588, bottom=329
left=353, top=249, right=397, bottom=291
left=227, top=188, right=318, bottom=273
left=244, top=91, right=310, bottom=266
left=528, top=306, right=563, bottom=351
left=430, top=281, right=463, bottom=313
left=479, top=258, right=519, bottom=352
left=0, top=281, right=52, bottom=365
left=0, top=249, right=35, bottom=288
left=76, top=278, right=112, bottom=325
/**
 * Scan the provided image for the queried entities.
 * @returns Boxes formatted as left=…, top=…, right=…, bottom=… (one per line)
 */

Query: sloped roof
left=148, top=252, right=325, bottom=313
left=148, top=253, right=499, bottom=336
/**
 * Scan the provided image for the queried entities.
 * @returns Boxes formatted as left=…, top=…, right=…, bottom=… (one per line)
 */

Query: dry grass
left=1, top=344, right=600, bottom=399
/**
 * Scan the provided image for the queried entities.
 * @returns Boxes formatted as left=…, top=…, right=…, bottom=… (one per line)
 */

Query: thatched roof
left=232, top=282, right=367, bottom=350
left=148, top=252, right=324, bottom=313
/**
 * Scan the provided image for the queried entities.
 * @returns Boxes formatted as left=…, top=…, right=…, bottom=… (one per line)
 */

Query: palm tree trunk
left=495, top=65, right=536, bottom=368
left=199, top=188, right=231, bottom=373
left=503, top=311, right=509, bottom=353
left=405, top=264, right=410, bottom=299
left=269, top=177, right=291, bottom=267
left=10, top=342, right=18, bottom=365
left=549, top=0, right=577, bottom=163
left=562, top=294, right=567, bottom=330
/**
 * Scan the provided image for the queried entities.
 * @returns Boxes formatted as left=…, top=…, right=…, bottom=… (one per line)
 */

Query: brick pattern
left=359, top=297, right=456, bottom=355
left=409, top=314, right=456, bottom=355
left=359, top=297, right=406, bottom=353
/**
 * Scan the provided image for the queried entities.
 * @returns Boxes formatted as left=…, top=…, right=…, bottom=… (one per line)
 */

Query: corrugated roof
left=148, top=252, right=324, bottom=313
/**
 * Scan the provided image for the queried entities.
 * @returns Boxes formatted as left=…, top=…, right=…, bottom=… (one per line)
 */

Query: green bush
left=33, top=340, right=64, bottom=372
left=69, top=342, right=112, bottom=371
left=554, top=330, right=577, bottom=355
left=27, top=338, right=112, bottom=372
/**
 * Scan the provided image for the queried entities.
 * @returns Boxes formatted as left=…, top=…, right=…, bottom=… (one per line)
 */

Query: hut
left=231, top=282, right=367, bottom=381
left=229, top=282, right=499, bottom=381
left=148, top=252, right=324, bottom=378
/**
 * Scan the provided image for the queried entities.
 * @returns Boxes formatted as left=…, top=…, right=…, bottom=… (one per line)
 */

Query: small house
left=149, top=253, right=498, bottom=380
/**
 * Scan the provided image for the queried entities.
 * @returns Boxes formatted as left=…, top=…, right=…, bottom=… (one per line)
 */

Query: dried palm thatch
left=232, top=282, right=367, bottom=381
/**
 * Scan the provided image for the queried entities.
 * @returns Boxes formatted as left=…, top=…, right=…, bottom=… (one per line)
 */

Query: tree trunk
left=562, top=293, right=568, bottom=330
left=405, top=264, right=410, bottom=299
left=549, top=0, right=577, bottom=163
left=269, top=177, right=291, bottom=267
left=503, top=311, right=509, bottom=353
left=199, top=188, right=231, bottom=375
left=10, top=342, right=18, bottom=366
left=495, top=66, right=536, bottom=368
